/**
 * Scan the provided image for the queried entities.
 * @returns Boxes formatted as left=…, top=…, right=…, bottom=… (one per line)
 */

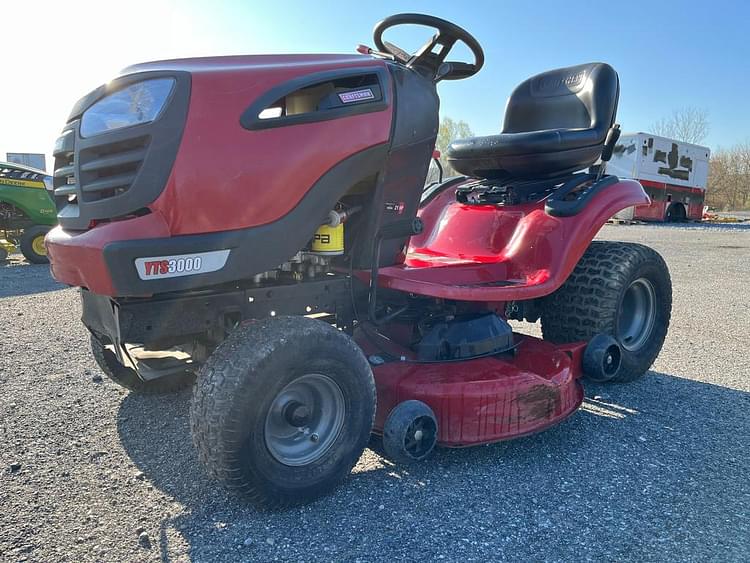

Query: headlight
left=80, top=78, right=175, bottom=137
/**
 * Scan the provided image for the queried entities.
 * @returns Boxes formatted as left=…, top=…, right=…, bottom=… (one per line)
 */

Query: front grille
left=52, top=126, right=77, bottom=205
left=51, top=70, right=191, bottom=231
left=53, top=127, right=150, bottom=217
left=78, top=136, right=149, bottom=202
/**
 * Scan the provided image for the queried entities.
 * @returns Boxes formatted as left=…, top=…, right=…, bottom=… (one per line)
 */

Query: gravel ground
left=1, top=223, right=749, bottom=562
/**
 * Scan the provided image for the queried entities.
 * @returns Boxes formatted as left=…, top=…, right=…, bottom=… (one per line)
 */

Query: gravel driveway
left=1, top=223, right=749, bottom=562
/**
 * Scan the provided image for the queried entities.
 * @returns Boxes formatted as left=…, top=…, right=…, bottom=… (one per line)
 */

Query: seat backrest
left=501, top=62, right=619, bottom=141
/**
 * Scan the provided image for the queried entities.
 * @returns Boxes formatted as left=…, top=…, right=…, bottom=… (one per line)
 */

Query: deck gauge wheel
left=382, top=400, right=438, bottom=464
left=583, top=334, right=622, bottom=382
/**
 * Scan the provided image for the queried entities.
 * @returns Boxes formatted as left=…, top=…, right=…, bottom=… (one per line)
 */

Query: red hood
left=121, top=54, right=375, bottom=75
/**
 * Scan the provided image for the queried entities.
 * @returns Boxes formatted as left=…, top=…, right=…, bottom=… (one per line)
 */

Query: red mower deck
left=360, top=331, right=586, bottom=446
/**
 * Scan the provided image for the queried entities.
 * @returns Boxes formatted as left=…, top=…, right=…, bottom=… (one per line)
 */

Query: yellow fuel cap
left=311, top=223, right=344, bottom=255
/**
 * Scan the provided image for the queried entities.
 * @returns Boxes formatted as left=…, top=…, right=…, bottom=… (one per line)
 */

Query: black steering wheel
left=373, top=13, right=484, bottom=82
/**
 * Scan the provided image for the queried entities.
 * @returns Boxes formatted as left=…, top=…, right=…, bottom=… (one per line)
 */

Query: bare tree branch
left=706, top=141, right=750, bottom=211
left=651, top=107, right=710, bottom=144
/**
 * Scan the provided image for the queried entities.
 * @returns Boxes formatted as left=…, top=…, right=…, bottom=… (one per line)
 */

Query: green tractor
left=0, top=162, right=57, bottom=263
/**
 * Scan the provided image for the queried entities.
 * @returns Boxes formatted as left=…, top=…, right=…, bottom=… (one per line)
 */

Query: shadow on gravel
left=0, top=262, right=65, bottom=298
left=117, top=371, right=750, bottom=562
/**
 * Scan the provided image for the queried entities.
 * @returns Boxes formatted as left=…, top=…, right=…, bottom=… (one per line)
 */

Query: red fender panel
left=373, top=179, right=649, bottom=301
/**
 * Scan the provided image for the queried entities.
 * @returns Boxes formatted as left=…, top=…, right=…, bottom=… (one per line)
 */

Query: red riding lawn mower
left=47, top=14, right=671, bottom=508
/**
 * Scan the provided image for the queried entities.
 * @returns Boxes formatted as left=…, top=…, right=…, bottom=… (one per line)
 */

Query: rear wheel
left=541, top=241, right=672, bottom=382
left=19, top=225, right=51, bottom=264
left=190, top=316, right=376, bottom=508
left=665, top=202, right=686, bottom=223
left=90, top=335, right=193, bottom=394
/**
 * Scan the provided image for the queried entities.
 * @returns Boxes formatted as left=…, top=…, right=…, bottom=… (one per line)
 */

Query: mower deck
left=358, top=330, right=586, bottom=446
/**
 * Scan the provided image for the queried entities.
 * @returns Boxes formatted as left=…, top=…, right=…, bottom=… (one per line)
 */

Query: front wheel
left=190, top=316, right=376, bottom=508
left=20, top=225, right=51, bottom=264
left=541, top=241, right=672, bottom=382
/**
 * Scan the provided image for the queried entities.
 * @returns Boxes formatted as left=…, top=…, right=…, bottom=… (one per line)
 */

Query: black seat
left=446, top=62, right=619, bottom=180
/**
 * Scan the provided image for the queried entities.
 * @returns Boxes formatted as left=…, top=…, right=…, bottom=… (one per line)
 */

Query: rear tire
left=190, top=316, right=376, bottom=509
left=90, top=335, right=193, bottom=394
left=665, top=203, right=686, bottom=223
left=20, top=225, right=51, bottom=264
left=541, top=241, right=672, bottom=382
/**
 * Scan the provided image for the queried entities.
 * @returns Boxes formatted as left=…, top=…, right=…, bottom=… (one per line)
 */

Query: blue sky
left=180, top=0, right=749, bottom=149
left=2, top=0, right=748, bottom=167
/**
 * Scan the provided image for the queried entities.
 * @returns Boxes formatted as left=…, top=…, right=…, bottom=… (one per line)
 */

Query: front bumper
left=46, top=208, right=317, bottom=297
left=46, top=212, right=171, bottom=296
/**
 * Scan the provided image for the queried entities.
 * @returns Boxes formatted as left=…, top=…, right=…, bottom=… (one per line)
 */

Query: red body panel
left=358, top=330, right=586, bottom=446
left=127, top=55, right=393, bottom=235
left=633, top=179, right=705, bottom=221
left=369, top=178, right=649, bottom=301
left=46, top=54, right=393, bottom=294
left=46, top=213, right=172, bottom=295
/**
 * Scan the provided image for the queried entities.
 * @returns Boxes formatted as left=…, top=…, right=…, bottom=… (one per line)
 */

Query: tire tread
left=541, top=241, right=672, bottom=382
left=189, top=316, right=375, bottom=509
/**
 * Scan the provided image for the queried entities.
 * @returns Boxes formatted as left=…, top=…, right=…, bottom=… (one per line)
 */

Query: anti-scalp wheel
left=382, top=400, right=438, bottom=464
left=582, top=333, right=622, bottom=382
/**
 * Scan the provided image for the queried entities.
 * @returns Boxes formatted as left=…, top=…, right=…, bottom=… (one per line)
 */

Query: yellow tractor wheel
left=20, top=225, right=51, bottom=264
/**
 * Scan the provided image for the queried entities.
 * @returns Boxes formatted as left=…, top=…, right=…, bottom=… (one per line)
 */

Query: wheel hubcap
left=32, top=235, right=47, bottom=256
left=403, top=416, right=437, bottom=459
left=617, top=277, right=657, bottom=352
left=264, top=374, right=345, bottom=466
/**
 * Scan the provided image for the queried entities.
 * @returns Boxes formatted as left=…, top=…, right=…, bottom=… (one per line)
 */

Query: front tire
left=190, top=316, right=376, bottom=509
left=20, top=225, right=51, bottom=264
left=541, top=242, right=672, bottom=382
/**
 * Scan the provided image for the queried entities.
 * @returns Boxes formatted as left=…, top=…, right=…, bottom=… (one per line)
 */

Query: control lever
left=431, top=150, right=444, bottom=184
left=356, top=44, right=396, bottom=61
left=597, top=124, right=621, bottom=180
left=436, top=62, right=476, bottom=82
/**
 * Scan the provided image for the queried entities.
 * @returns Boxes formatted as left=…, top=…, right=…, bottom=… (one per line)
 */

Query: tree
left=651, top=107, right=710, bottom=144
left=706, top=142, right=750, bottom=211
left=434, top=116, right=474, bottom=177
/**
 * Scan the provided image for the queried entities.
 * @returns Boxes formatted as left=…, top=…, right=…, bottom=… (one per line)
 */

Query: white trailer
left=607, top=133, right=710, bottom=221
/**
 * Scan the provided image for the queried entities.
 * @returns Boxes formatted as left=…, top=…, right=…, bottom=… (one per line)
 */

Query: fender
left=372, top=178, right=650, bottom=301
left=0, top=187, right=57, bottom=226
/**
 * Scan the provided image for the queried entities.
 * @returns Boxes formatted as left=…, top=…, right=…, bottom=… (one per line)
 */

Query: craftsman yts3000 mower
left=46, top=14, right=671, bottom=508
